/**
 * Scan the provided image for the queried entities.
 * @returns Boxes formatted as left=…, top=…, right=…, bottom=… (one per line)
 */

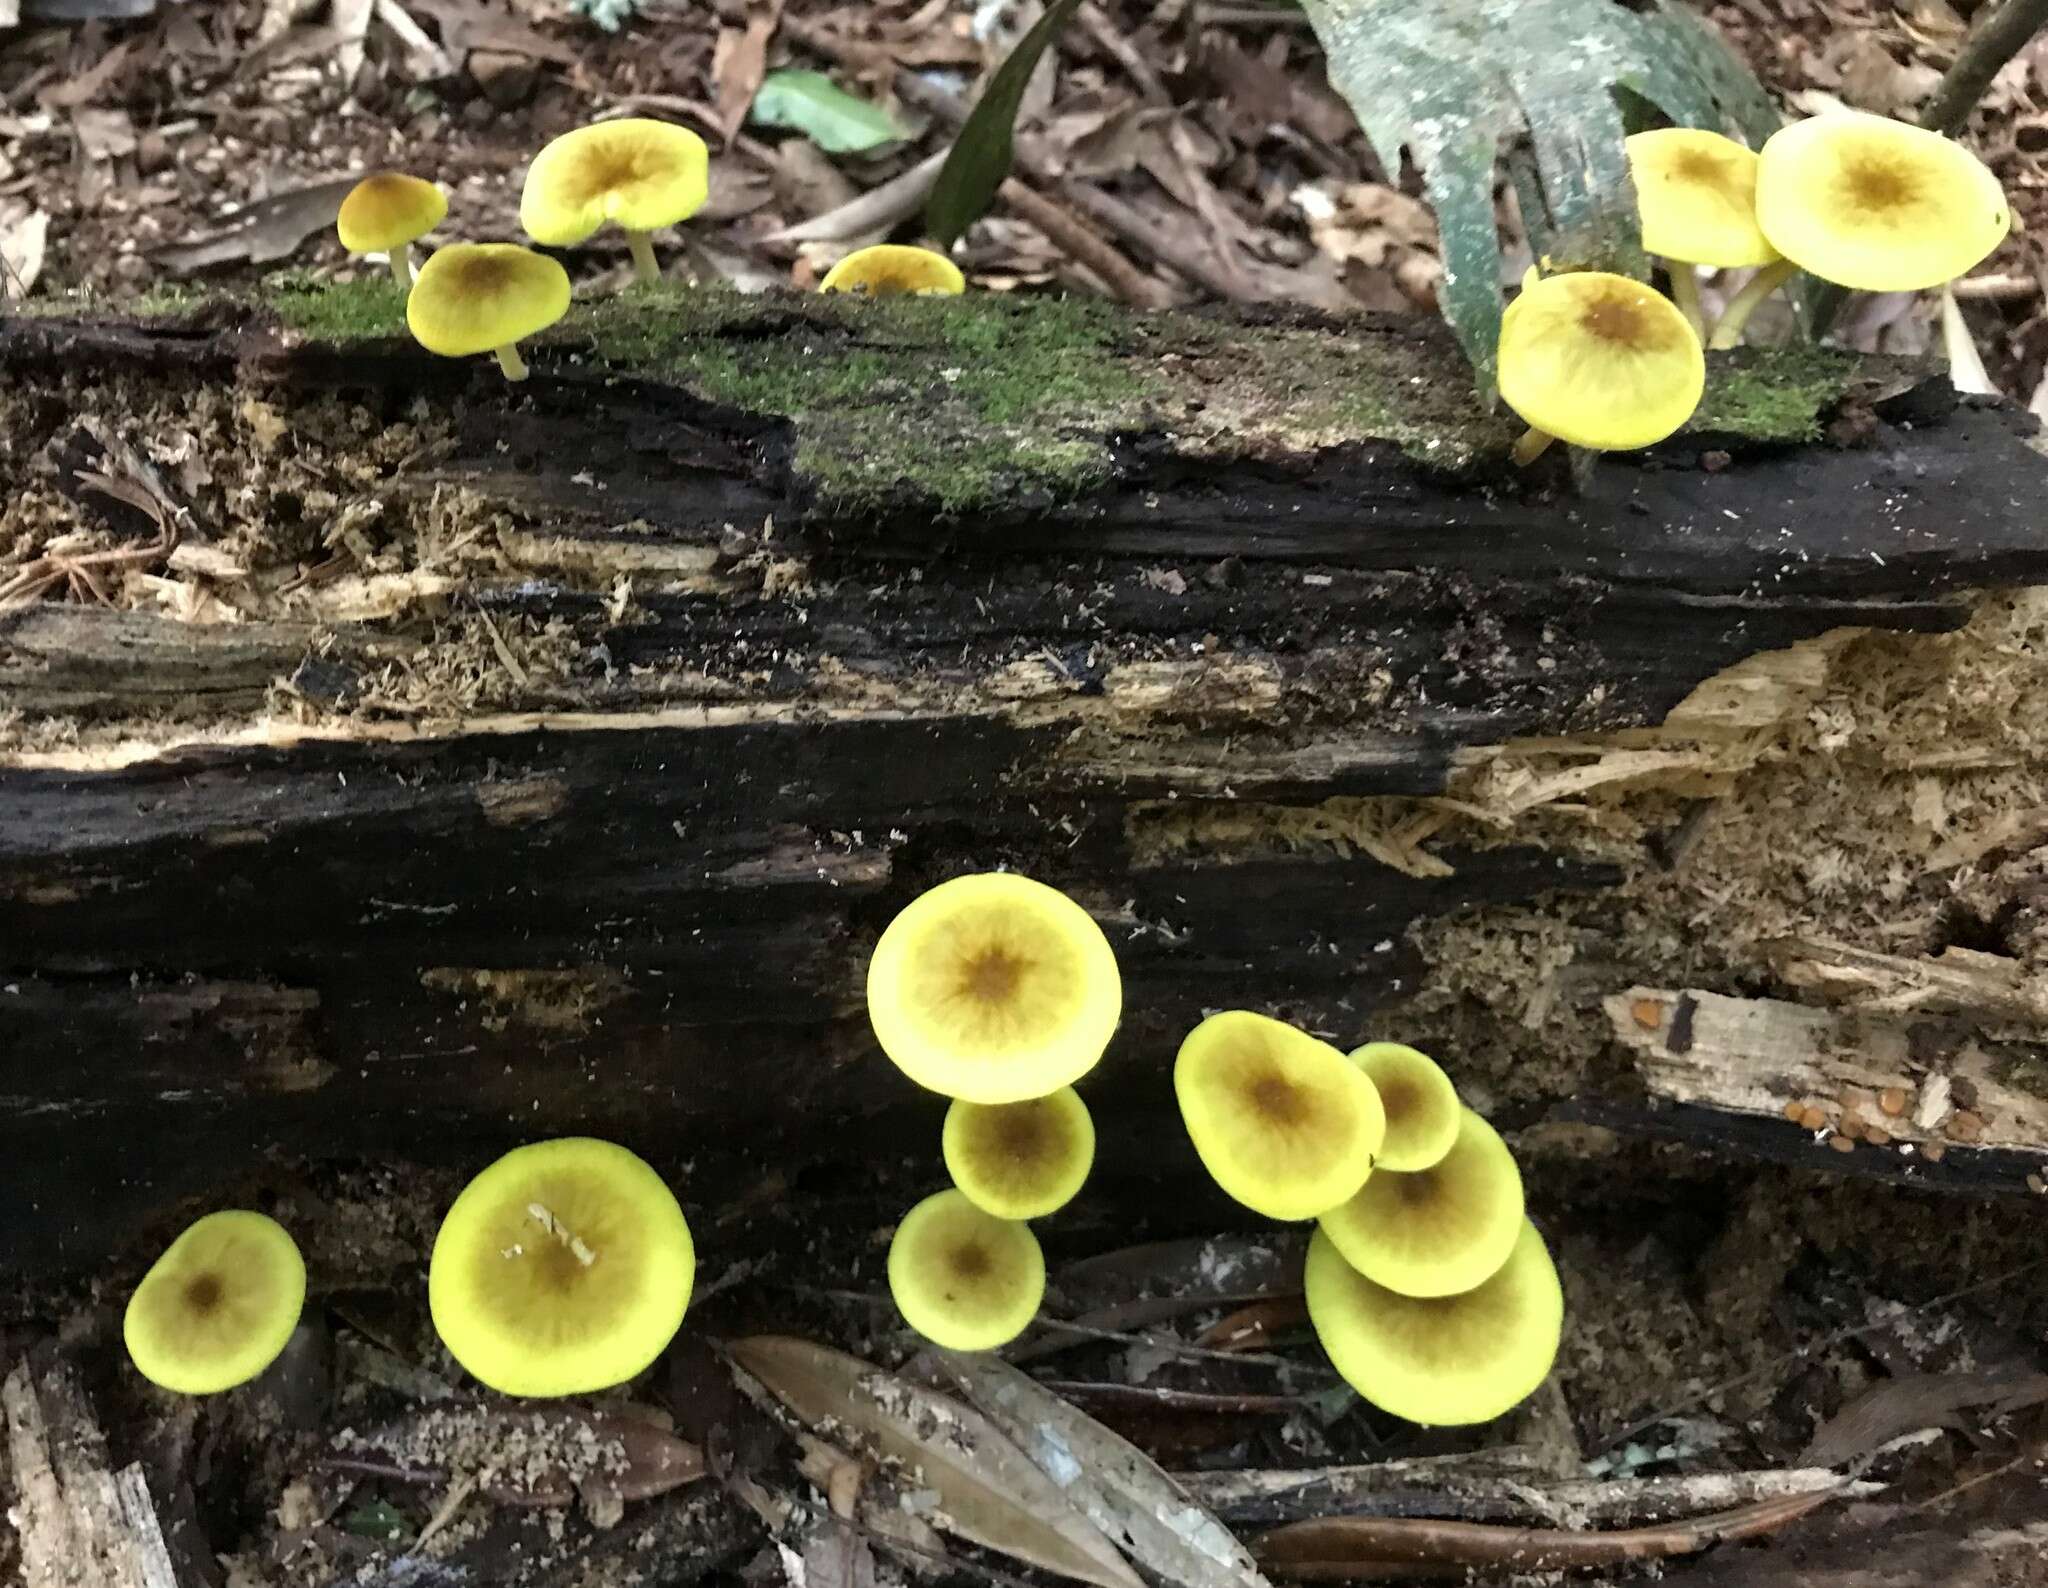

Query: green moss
left=1691, top=345, right=1859, bottom=443
left=268, top=274, right=411, bottom=342
left=574, top=286, right=1151, bottom=511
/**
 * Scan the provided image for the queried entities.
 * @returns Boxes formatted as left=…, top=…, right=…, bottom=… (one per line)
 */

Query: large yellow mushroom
left=1175, top=1010, right=1385, bottom=1222
left=521, top=119, right=709, bottom=286
left=866, top=873, right=1122, bottom=1105
left=888, top=1188, right=1045, bottom=1351
left=1625, top=128, right=1778, bottom=341
left=1305, top=1219, right=1563, bottom=1426
left=1317, top=1106, right=1524, bottom=1297
left=1498, top=270, right=1705, bottom=466
left=406, top=242, right=571, bottom=383
left=124, top=1211, right=306, bottom=1395
left=429, top=1137, right=694, bottom=1397
left=1714, top=110, right=2010, bottom=349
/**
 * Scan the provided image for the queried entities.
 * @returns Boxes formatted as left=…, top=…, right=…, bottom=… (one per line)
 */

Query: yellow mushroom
left=1498, top=270, right=1705, bottom=466
left=428, top=1137, right=694, bottom=1397
left=1624, top=128, right=1778, bottom=341
left=1175, top=1010, right=1385, bottom=1222
left=1317, top=1106, right=1524, bottom=1297
left=819, top=244, right=966, bottom=297
left=888, top=1188, right=1045, bottom=1351
left=866, top=873, right=1122, bottom=1105
left=1305, top=1218, right=1563, bottom=1426
left=337, top=171, right=448, bottom=290
left=406, top=242, right=571, bottom=383
left=521, top=119, right=709, bottom=287
left=1715, top=111, right=2011, bottom=349
left=943, top=1086, right=1095, bottom=1219
left=124, top=1211, right=306, bottom=1395
left=1348, top=1042, right=1460, bottom=1173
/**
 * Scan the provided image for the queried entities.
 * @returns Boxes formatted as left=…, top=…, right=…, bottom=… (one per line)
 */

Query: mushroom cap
left=428, top=1137, right=694, bottom=1397
left=819, top=244, right=966, bottom=297
left=1348, top=1043, right=1461, bottom=1172
left=337, top=171, right=448, bottom=255
left=1625, top=128, right=1779, bottom=268
left=1305, top=1218, right=1563, bottom=1426
left=866, top=873, right=1122, bottom=1104
left=943, top=1086, right=1095, bottom=1219
left=406, top=243, right=572, bottom=359
left=123, top=1211, right=306, bottom=1395
left=1175, top=1011, right=1386, bottom=1222
left=1755, top=111, right=2010, bottom=291
left=888, top=1188, right=1046, bottom=1351
left=1317, top=1106, right=1524, bottom=1297
left=520, top=119, right=710, bottom=247
left=1497, top=271, right=1705, bottom=452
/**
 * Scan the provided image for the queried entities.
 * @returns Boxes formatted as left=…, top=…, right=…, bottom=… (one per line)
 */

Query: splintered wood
left=2, top=1358, right=177, bottom=1588
left=1606, top=987, right=2048, bottom=1171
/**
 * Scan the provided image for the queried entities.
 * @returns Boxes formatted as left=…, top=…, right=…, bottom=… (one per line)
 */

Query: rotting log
left=4, top=284, right=2048, bottom=1283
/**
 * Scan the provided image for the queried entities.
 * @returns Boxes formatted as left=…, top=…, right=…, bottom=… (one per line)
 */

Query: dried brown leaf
left=154, top=177, right=360, bottom=271
left=1800, top=1368, right=2048, bottom=1469
left=932, top=1353, right=1272, bottom=1588
left=714, top=0, right=783, bottom=143
left=728, top=1335, right=1142, bottom=1588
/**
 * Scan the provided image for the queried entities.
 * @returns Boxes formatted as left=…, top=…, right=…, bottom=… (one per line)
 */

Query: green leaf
left=925, top=0, right=1084, bottom=247
left=750, top=69, right=906, bottom=154
left=1297, top=0, right=1780, bottom=388
left=341, top=1500, right=410, bottom=1541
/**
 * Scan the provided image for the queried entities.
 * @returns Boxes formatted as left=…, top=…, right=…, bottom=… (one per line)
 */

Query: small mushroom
left=887, top=1188, right=1045, bottom=1351
left=1498, top=270, right=1705, bottom=466
left=943, top=1086, right=1095, bottom=1219
left=406, top=242, right=571, bottom=383
left=819, top=244, right=966, bottom=297
left=428, top=1137, right=694, bottom=1398
left=124, top=1211, right=306, bottom=1395
left=1714, top=109, right=2010, bottom=348
left=866, top=873, right=1122, bottom=1104
left=1624, top=128, right=1778, bottom=341
left=336, top=171, right=448, bottom=290
left=1176, top=1010, right=1386, bottom=1222
left=1305, top=1218, right=1563, bottom=1426
left=1317, top=1106, right=1524, bottom=1297
left=1348, top=1042, right=1461, bottom=1172
left=521, top=119, right=709, bottom=287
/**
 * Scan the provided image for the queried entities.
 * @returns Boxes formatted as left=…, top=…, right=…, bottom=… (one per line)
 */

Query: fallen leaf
left=800, top=1524, right=878, bottom=1588
left=1058, top=1233, right=1308, bottom=1314
left=38, top=39, right=134, bottom=110
left=729, top=1335, right=1142, bottom=1588
left=932, top=1354, right=1272, bottom=1588
left=406, top=0, right=574, bottom=64
left=713, top=0, right=782, bottom=143
left=1, top=202, right=48, bottom=299
left=751, top=69, right=906, bottom=154
left=1801, top=1368, right=2048, bottom=1469
left=154, top=176, right=360, bottom=271
left=1255, top=1488, right=1845, bottom=1579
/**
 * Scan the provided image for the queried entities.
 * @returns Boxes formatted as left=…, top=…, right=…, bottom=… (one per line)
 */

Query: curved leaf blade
left=925, top=0, right=1084, bottom=247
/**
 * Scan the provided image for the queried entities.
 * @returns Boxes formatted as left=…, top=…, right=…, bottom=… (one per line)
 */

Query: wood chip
left=1879, top=1086, right=1909, bottom=1117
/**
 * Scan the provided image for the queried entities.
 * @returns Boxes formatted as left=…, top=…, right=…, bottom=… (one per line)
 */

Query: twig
left=1079, top=0, right=1172, bottom=106
left=1952, top=272, right=2039, bottom=301
left=998, top=178, right=1172, bottom=307
left=1919, top=0, right=2048, bottom=136
left=769, top=152, right=949, bottom=243
left=1194, top=2, right=1315, bottom=25
left=412, top=1473, right=477, bottom=1552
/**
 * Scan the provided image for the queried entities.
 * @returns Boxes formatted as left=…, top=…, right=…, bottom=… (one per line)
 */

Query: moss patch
left=269, top=273, right=412, bottom=342
left=1691, top=345, right=1860, bottom=443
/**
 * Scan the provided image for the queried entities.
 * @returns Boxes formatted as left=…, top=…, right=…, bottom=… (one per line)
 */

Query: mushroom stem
left=624, top=230, right=661, bottom=285
left=494, top=344, right=530, bottom=382
left=1707, top=258, right=1798, bottom=350
left=1664, top=260, right=1706, bottom=342
left=387, top=247, right=415, bottom=291
left=1511, top=427, right=1558, bottom=467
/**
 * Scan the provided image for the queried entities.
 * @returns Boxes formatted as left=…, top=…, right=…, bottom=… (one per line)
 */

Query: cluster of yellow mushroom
left=335, top=123, right=962, bottom=385
left=867, top=873, right=1120, bottom=1350
left=1177, top=1022, right=1560, bottom=1426
left=1502, top=109, right=2009, bottom=465
left=125, top=1137, right=695, bottom=1399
